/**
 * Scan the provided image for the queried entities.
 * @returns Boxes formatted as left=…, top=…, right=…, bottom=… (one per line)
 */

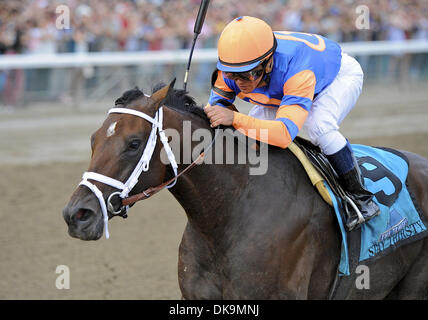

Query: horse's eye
left=128, top=139, right=141, bottom=151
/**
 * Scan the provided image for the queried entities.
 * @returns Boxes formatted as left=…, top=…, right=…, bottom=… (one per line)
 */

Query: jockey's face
left=235, top=69, right=264, bottom=94
left=235, top=76, right=263, bottom=93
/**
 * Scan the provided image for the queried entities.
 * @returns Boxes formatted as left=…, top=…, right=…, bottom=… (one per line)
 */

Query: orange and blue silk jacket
left=208, top=31, right=342, bottom=148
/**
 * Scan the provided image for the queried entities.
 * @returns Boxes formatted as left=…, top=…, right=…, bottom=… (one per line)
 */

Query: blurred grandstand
left=0, top=0, right=427, bottom=108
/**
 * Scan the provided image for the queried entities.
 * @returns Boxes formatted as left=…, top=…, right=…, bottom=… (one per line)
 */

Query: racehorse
left=63, top=80, right=428, bottom=299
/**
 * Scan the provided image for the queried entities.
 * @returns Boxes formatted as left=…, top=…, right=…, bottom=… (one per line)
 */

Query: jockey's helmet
left=217, top=16, right=276, bottom=73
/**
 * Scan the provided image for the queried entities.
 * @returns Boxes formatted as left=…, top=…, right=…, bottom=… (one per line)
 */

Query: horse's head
left=63, top=80, right=177, bottom=240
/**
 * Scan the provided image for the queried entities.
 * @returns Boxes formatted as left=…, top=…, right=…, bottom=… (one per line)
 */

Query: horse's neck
left=171, top=160, right=249, bottom=229
left=164, top=107, right=250, bottom=236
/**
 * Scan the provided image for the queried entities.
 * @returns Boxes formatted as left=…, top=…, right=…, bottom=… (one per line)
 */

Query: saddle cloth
left=291, top=138, right=428, bottom=276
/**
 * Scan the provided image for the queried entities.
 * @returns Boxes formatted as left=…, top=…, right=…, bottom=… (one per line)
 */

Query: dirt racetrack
left=1, top=82, right=428, bottom=299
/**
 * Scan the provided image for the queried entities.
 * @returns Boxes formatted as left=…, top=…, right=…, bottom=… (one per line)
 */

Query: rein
left=78, top=105, right=218, bottom=239
left=122, top=151, right=204, bottom=206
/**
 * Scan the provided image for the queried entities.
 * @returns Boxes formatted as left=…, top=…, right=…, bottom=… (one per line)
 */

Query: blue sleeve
left=208, top=90, right=236, bottom=107
left=208, top=70, right=237, bottom=107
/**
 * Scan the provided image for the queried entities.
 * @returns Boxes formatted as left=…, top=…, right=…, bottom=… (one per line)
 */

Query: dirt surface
left=1, top=82, right=427, bottom=299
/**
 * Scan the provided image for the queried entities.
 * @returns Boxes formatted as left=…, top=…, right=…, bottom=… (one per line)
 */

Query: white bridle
left=78, top=106, right=178, bottom=239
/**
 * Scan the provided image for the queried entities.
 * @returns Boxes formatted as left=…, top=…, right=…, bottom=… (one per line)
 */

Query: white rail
left=0, top=39, right=427, bottom=70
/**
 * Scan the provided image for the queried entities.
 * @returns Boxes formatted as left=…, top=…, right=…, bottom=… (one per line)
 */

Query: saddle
left=289, top=136, right=348, bottom=208
left=289, top=136, right=372, bottom=228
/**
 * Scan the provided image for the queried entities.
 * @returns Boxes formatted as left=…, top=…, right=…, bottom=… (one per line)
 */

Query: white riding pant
left=248, top=52, right=364, bottom=155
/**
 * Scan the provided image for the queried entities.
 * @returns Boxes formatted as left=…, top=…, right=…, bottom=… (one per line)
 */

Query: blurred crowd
left=0, top=0, right=427, bottom=107
left=0, top=0, right=427, bottom=55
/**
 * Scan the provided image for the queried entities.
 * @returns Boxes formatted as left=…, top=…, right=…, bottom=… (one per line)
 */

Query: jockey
left=204, top=16, right=380, bottom=230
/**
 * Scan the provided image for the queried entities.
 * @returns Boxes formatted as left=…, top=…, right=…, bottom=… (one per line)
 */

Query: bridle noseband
left=78, top=105, right=217, bottom=239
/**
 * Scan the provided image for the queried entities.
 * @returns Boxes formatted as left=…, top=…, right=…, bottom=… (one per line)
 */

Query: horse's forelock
left=114, top=86, right=145, bottom=107
left=115, top=82, right=208, bottom=121
left=151, top=82, right=207, bottom=120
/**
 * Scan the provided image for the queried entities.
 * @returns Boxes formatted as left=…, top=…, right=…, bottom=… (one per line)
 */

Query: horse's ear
left=149, top=78, right=176, bottom=108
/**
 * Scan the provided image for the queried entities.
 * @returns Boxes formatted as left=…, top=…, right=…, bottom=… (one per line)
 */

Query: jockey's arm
left=205, top=70, right=239, bottom=126
left=233, top=70, right=316, bottom=149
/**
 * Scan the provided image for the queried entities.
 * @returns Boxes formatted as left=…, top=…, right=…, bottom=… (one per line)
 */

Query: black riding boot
left=338, top=165, right=381, bottom=231
left=326, top=141, right=380, bottom=231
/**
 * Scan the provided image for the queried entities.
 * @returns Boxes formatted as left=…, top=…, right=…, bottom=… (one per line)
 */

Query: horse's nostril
left=74, top=209, right=93, bottom=222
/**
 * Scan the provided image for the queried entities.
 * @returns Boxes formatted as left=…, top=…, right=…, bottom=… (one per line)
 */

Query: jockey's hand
left=204, top=104, right=235, bottom=128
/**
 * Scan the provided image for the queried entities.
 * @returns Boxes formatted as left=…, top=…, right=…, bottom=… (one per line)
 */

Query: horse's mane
left=114, top=82, right=208, bottom=122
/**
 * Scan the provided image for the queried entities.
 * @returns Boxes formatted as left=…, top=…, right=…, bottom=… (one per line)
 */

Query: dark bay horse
left=63, top=81, right=428, bottom=299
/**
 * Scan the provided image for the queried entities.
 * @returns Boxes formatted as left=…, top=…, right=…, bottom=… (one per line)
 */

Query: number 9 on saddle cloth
left=294, top=138, right=428, bottom=276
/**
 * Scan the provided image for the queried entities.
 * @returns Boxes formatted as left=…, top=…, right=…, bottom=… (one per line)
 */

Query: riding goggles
left=224, top=67, right=264, bottom=82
